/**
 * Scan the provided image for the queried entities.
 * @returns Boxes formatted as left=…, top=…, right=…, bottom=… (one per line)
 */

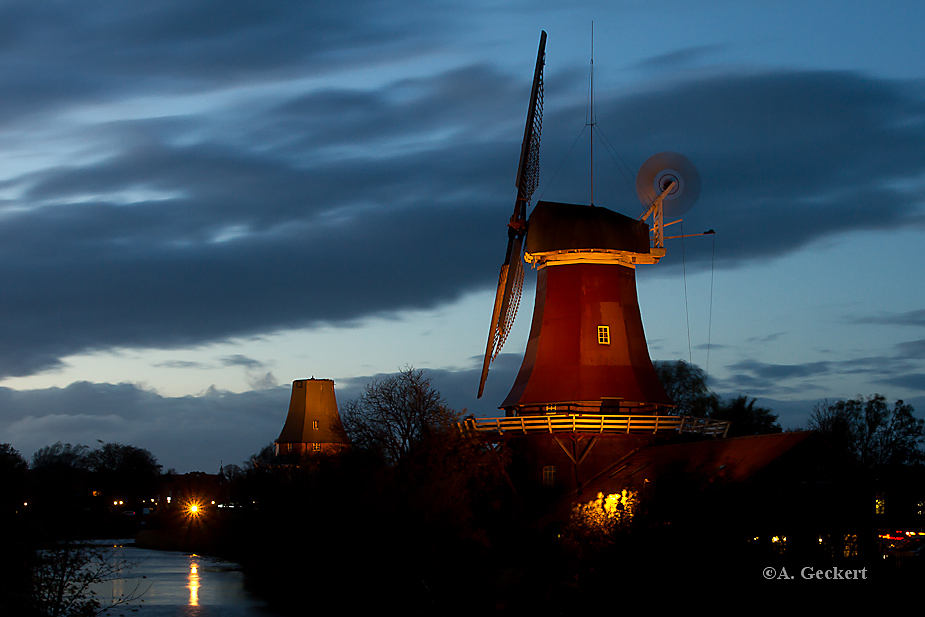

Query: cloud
left=850, top=309, right=925, bottom=327
left=0, top=1, right=449, bottom=126
left=539, top=70, right=925, bottom=274
left=0, top=356, right=522, bottom=472
left=0, top=381, right=288, bottom=472
left=877, top=374, right=925, bottom=392
left=633, top=44, right=726, bottom=71
left=2, top=6, right=925, bottom=382
left=220, top=355, right=266, bottom=369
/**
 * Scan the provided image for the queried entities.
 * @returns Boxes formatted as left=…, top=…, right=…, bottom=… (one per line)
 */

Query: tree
left=0, top=444, right=28, bottom=514
left=809, top=395, right=925, bottom=468
left=31, top=541, right=146, bottom=617
left=31, top=443, right=90, bottom=471
left=86, top=443, right=162, bottom=504
left=709, top=395, right=781, bottom=437
left=86, top=443, right=161, bottom=477
left=342, top=367, right=459, bottom=465
left=653, top=360, right=717, bottom=416
left=0, top=443, right=27, bottom=472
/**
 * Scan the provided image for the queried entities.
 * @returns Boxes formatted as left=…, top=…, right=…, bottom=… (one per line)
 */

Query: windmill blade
left=478, top=236, right=525, bottom=399
left=478, top=264, right=509, bottom=399
left=515, top=31, right=546, bottom=205
left=478, top=32, right=545, bottom=399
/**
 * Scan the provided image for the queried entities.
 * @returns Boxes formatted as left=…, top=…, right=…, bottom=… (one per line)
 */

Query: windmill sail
left=478, top=31, right=546, bottom=399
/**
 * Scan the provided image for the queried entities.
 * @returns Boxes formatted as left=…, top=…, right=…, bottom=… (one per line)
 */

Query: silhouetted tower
left=275, top=378, right=350, bottom=456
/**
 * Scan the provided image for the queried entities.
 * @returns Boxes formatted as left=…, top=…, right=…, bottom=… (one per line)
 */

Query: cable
left=680, top=221, right=692, bottom=365
left=536, top=124, right=588, bottom=202
left=592, top=124, right=639, bottom=206
left=706, top=232, right=715, bottom=377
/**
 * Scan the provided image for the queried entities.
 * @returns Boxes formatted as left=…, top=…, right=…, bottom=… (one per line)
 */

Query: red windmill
left=477, top=32, right=703, bottom=419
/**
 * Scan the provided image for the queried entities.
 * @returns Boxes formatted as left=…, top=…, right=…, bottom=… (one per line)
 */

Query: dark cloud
left=712, top=333, right=925, bottom=397
left=716, top=359, right=833, bottom=395
left=633, top=44, right=726, bottom=70
left=878, top=374, right=925, bottom=392
left=0, top=356, right=521, bottom=472
left=220, top=355, right=266, bottom=369
left=727, top=359, right=832, bottom=380
left=850, top=309, right=925, bottom=327
left=894, top=338, right=925, bottom=359
left=0, top=1, right=449, bottom=125
left=538, top=70, right=925, bottom=273
left=1, top=10, right=924, bottom=381
left=0, top=381, right=289, bottom=471
left=154, top=360, right=209, bottom=369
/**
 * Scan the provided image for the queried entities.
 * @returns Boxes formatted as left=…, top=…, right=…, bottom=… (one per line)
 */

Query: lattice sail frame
left=478, top=31, right=546, bottom=398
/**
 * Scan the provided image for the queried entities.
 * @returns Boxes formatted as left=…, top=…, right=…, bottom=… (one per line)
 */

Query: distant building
left=275, top=378, right=350, bottom=457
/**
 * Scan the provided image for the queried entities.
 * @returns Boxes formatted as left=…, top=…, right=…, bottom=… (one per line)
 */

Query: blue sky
left=1, top=1, right=924, bottom=471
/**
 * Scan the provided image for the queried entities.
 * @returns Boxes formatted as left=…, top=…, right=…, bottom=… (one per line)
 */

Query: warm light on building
left=571, top=489, right=638, bottom=530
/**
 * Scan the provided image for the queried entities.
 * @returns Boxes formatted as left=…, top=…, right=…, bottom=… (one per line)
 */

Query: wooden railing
left=458, top=414, right=731, bottom=438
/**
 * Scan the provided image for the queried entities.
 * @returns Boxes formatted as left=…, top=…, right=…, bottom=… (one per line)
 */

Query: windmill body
left=501, top=201, right=671, bottom=416
left=275, top=378, right=350, bottom=457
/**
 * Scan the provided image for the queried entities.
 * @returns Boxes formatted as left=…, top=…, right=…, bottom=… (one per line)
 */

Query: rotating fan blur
left=635, top=151, right=701, bottom=220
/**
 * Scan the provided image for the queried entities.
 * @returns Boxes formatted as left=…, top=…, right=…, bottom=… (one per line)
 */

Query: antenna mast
left=588, top=22, right=595, bottom=205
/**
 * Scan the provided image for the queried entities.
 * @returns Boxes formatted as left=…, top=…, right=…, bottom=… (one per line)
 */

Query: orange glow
left=188, top=559, right=200, bottom=606
left=182, top=498, right=205, bottom=520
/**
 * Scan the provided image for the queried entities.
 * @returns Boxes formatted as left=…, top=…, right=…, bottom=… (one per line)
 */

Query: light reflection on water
left=92, top=542, right=277, bottom=616
left=189, top=558, right=200, bottom=606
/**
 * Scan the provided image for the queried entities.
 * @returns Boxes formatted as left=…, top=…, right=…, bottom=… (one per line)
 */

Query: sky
left=2, top=1, right=924, bottom=471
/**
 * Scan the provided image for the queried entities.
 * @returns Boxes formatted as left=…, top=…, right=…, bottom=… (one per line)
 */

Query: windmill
left=275, top=378, right=350, bottom=458
left=477, top=32, right=702, bottom=419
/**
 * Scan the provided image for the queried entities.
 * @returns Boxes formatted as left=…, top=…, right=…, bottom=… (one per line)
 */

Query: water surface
left=93, top=542, right=276, bottom=616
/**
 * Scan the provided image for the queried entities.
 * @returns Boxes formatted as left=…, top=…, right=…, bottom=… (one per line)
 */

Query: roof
left=525, top=201, right=650, bottom=254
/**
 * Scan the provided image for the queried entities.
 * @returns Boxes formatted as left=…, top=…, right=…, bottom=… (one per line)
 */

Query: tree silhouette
left=653, top=360, right=717, bottom=416
left=810, top=395, right=924, bottom=468
left=342, top=366, right=459, bottom=465
left=710, top=394, right=781, bottom=437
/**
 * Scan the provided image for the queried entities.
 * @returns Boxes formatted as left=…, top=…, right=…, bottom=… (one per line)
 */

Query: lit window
left=598, top=325, right=610, bottom=345
left=312, top=420, right=319, bottom=430
left=843, top=534, right=858, bottom=558
left=312, top=443, right=321, bottom=451
left=542, top=466, right=556, bottom=487
left=545, top=404, right=557, bottom=413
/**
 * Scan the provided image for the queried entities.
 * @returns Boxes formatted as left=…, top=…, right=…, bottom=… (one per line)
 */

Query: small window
left=545, top=404, right=557, bottom=413
left=312, top=420, right=319, bottom=430
left=598, top=325, right=610, bottom=345
left=312, top=443, right=321, bottom=451
left=542, top=465, right=557, bottom=487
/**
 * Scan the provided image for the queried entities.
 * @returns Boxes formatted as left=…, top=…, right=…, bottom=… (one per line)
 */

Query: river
left=91, top=541, right=278, bottom=616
